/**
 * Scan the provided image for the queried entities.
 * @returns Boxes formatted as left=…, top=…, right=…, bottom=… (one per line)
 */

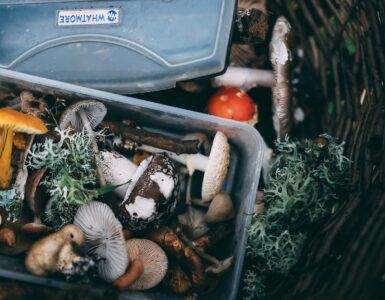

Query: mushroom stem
left=77, top=110, right=106, bottom=186
left=270, top=16, right=292, bottom=139
left=176, top=228, right=233, bottom=274
left=176, top=229, right=220, bottom=266
left=212, top=67, right=274, bottom=91
left=138, top=145, right=207, bottom=175
left=113, top=259, right=144, bottom=291
left=102, top=121, right=202, bottom=154
left=0, top=128, right=15, bottom=189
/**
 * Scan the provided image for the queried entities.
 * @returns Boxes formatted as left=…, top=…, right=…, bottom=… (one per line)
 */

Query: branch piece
left=102, top=121, right=201, bottom=154
left=147, top=226, right=205, bottom=288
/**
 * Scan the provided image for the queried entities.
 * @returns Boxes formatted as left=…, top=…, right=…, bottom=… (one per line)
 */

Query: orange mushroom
left=0, top=108, right=47, bottom=189
left=207, top=87, right=258, bottom=126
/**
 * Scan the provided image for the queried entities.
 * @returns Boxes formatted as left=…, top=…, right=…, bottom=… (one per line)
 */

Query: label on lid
left=57, top=8, right=121, bottom=27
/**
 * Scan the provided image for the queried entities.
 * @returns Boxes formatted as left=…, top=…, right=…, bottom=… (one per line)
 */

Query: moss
left=242, top=135, right=351, bottom=299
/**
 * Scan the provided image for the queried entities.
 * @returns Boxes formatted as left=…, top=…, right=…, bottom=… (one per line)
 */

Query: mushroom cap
left=74, top=201, right=129, bottom=282
left=125, top=239, right=168, bottom=290
left=207, top=87, right=257, bottom=122
left=98, top=151, right=137, bottom=199
left=204, top=193, right=235, bottom=223
left=0, top=108, right=47, bottom=134
left=60, top=224, right=85, bottom=246
left=119, top=154, right=179, bottom=231
left=59, top=100, right=107, bottom=131
left=201, top=132, right=230, bottom=202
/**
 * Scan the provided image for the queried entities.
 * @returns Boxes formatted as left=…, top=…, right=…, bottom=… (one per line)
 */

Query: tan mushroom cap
left=125, top=239, right=168, bottom=290
left=201, top=132, right=230, bottom=202
left=0, top=108, right=47, bottom=134
left=204, top=193, right=235, bottom=223
left=59, top=100, right=107, bottom=131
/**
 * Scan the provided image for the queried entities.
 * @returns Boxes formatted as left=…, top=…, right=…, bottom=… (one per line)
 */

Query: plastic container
left=0, top=0, right=236, bottom=94
left=0, top=68, right=263, bottom=300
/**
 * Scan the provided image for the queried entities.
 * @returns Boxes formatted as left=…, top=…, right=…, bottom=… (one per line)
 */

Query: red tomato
left=207, top=87, right=256, bottom=122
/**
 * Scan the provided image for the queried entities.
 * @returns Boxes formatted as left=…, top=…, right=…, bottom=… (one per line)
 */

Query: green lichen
left=27, top=128, right=98, bottom=229
left=0, top=188, right=22, bottom=222
left=242, top=135, right=351, bottom=299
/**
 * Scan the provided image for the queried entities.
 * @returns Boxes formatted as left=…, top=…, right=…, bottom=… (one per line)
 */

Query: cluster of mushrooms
left=0, top=91, right=236, bottom=295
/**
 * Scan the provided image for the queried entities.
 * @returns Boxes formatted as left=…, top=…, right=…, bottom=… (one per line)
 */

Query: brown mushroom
left=0, top=108, right=47, bottom=189
left=204, top=193, right=235, bottom=223
left=25, top=225, right=84, bottom=276
left=22, top=168, right=51, bottom=235
left=113, top=239, right=168, bottom=291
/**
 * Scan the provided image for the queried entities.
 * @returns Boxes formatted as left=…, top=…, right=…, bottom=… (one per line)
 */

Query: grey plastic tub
left=0, top=69, right=263, bottom=300
left=0, top=0, right=236, bottom=94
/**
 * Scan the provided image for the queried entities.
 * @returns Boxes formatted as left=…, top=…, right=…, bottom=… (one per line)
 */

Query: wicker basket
left=265, top=0, right=385, bottom=298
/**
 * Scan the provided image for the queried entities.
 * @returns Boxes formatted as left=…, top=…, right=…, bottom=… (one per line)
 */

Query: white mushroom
left=98, top=151, right=137, bottom=199
left=73, top=201, right=128, bottom=282
left=139, top=131, right=230, bottom=202
left=212, top=66, right=273, bottom=91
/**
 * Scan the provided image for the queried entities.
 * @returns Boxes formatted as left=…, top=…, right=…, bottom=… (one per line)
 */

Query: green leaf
left=96, top=180, right=131, bottom=196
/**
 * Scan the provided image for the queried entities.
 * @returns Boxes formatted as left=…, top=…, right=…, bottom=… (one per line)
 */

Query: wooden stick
left=102, top=121, right=201, bottom=154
